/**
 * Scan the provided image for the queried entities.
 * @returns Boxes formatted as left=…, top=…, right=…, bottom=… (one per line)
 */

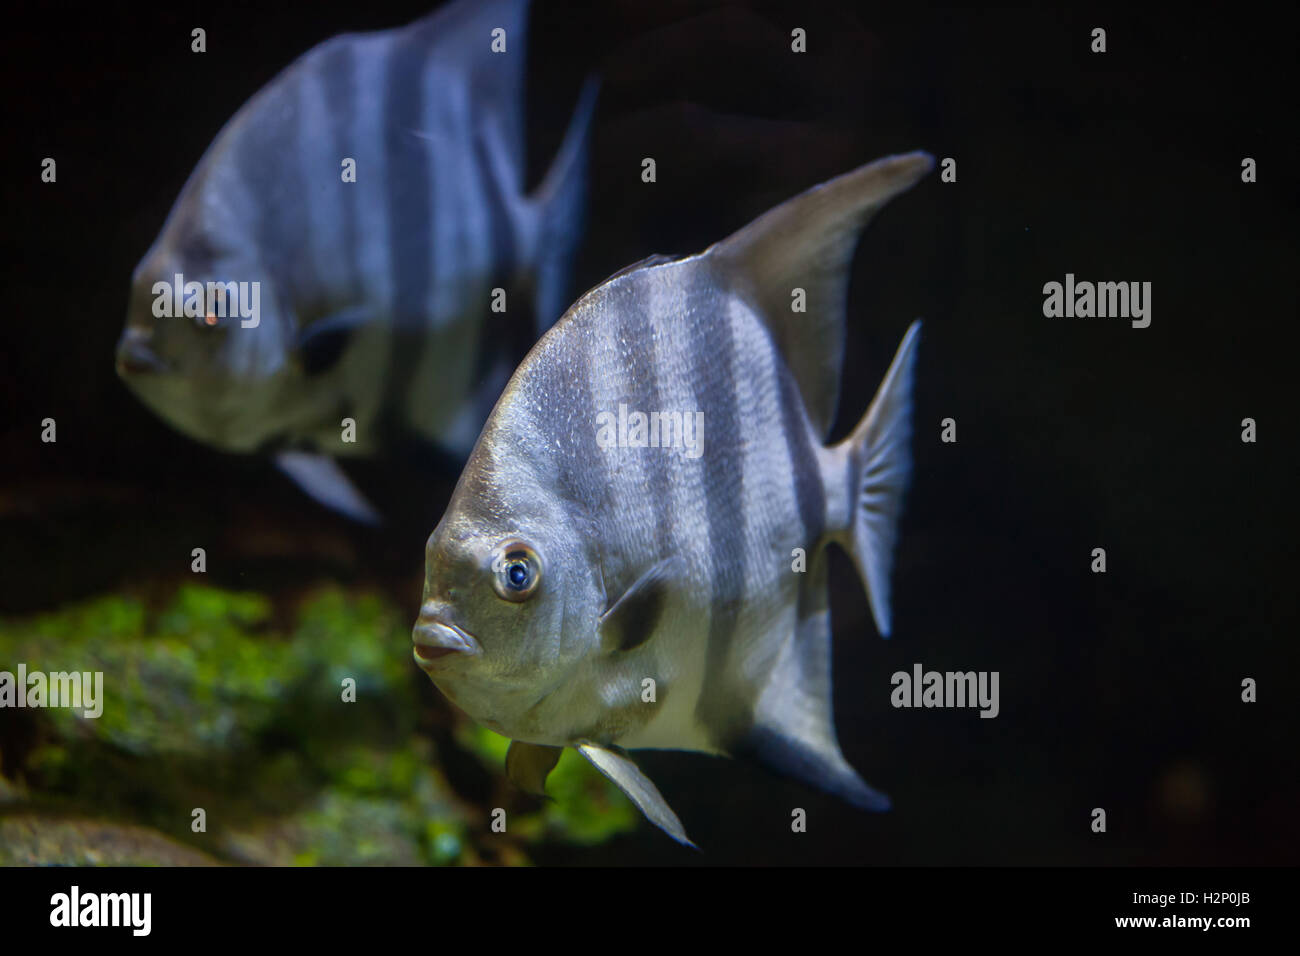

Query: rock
left=0, top=815, right=220, bottom=866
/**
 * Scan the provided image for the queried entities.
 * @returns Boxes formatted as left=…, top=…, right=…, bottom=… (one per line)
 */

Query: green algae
left=0, top=584, right=630, bottom=865
left=456, top=725, right=639, bottom=846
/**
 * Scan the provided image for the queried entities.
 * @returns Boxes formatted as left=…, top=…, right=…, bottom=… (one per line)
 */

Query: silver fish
left=116, top=0, right=595, bottom=522
left=413, top=152, right=934, bottom=845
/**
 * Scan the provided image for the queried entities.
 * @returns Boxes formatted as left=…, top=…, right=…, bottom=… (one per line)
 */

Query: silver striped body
left=416, top=152, right=934, bottom=843
left=481, top=259, right=850, bottom=752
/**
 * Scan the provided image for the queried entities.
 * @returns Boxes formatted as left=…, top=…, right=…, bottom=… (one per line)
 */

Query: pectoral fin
left=506, top=741, right=563, bottom=797
left=274, top=451, right=381, bottom=525
left=576, top=743, right=696, bottom=848
left=295, top=306, right=372, bottom=375
left=598, top=556, right=680, bottom=653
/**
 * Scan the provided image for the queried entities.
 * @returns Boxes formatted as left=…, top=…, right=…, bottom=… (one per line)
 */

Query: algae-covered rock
left=219, top=741, right=472, bottom=866
left=0, top=586, right=412, bottom=758
left=0, top=584, right=633, bottom=865
left=0, top=815, right=222, bottom=866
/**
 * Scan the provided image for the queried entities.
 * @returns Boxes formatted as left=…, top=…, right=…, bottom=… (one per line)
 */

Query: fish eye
left=491, top=540, right=541, bottom=602
left=194, top=287, right=228, bottom=329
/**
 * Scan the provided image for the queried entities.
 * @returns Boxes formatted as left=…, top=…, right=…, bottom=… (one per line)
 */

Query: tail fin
left=840, top=320, right=921, bottom=637
left=528, top=77, right=599, bottom=334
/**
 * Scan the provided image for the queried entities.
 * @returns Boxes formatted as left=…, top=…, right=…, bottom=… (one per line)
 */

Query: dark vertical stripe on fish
left=319, top=39, right=361, bottom=306
left=776, top=357, right=826, bottom=550
left=234, top=80, right=304, bottom=318
left=531, top=328, right=623, bottom=600
left=688, top=267, right=750, bottom=745
left=617, top=285, right=672, bottom=562
left=378, top=34, right=434, bottom=444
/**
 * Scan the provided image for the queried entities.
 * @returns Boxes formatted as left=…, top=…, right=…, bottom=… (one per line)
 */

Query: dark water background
left=1, top=1, right=1296, bottom=864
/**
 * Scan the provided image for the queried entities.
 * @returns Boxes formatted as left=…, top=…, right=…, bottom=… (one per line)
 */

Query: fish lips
left=115, top=330, right=170, bottom=376
left=412, top=617, right=482, bottom=671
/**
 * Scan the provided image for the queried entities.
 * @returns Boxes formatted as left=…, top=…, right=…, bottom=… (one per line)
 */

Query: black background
left=1, top=0, right=1296, bottom=866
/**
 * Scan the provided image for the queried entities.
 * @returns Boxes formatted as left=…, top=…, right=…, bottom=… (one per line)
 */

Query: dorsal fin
left=602, top=253, right=680, bottom=284
left=706, top=152, right=934, bottom=439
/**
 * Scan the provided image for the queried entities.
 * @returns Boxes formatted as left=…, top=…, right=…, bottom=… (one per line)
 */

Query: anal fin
left=735, top=550, right=890, bottom=811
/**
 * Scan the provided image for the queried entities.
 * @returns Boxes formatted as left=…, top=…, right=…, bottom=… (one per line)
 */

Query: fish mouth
left=115, top=332, right=170, bottom=376
left=412, top=615, right=481, bottom=671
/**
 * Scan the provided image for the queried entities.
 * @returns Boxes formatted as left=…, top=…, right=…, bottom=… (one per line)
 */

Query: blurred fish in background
left=115, top=0, right=596, bottom=523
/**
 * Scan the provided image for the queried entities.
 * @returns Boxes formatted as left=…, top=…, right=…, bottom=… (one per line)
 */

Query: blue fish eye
left=492, top=541, right=541, bottom=602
